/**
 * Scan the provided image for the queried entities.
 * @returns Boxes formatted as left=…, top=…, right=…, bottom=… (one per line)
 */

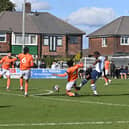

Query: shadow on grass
left=33, top=93, right=66, bottom=97
left=0, top=105, right=13, bottom=108
left=33, top=93, right=129, bottom=97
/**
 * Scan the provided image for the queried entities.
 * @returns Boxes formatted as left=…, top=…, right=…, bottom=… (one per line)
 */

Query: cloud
left=66, top=7, right=116, bottom=27
left=10, top=0, right=51, bottom=11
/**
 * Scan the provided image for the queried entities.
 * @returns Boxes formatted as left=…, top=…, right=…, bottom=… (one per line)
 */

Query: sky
left=10, top=0, right=129, bottom=49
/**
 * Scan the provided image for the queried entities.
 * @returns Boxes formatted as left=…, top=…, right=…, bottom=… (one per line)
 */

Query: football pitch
left=0, top=78, right=129, bottom=129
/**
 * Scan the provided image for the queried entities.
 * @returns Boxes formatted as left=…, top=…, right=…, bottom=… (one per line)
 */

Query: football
left=53, top=85, right=60, bottom=92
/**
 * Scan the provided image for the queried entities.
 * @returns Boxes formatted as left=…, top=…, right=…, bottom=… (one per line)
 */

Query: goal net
left=80, top=57, right=95, bottom=71
left=110, top=56, right=129, bottom=67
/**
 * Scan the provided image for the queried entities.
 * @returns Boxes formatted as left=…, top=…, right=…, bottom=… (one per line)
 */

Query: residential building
left=0, top=2, right=85, bottom=58
left=87, top=16, right=129, bottom=56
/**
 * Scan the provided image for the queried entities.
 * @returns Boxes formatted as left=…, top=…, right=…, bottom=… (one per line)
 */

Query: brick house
left=87, top=16, right=129, bottom=56
left=0, top=2, right=85, bottom=58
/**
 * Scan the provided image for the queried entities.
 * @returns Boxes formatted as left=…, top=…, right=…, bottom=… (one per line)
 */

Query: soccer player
left=17, top=47, right=34, bottom=96
left=0, top=53, right=17, bottom=90
left=103, top=56, right=112, bottom=86
left=53, top=60, right=83, bottom=96
left=77, top=51, right=105, bottom=95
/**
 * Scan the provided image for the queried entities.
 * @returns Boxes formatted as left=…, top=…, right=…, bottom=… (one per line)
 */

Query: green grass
left=0, top=78, right=129, bottom=129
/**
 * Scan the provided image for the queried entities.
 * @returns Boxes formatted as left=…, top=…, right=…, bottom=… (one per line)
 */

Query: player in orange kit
left=53, top=60, right=83, bottom=96
left=103, top=56, right=112, bottom=86
left=17, top=47, right=34, bottom=97
left=0, top=53, right=17, bottom=90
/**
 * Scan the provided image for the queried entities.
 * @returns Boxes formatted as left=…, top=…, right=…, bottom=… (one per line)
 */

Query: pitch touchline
left=0, top=121, right=129, bottom=127
left=1, top=91, right=129, bottom=107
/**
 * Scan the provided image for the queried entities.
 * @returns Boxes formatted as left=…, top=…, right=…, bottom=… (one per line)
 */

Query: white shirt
left=95, top=56, right=105, bottom=73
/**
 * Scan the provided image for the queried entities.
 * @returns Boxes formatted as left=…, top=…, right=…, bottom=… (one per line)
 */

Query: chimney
left=25, top=2, right=31, bottom=13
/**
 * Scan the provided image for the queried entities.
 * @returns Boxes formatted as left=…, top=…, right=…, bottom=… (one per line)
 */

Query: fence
left=2, top=68, right=67, bottom=79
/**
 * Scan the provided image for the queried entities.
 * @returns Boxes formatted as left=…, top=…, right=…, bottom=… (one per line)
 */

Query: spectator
left=115, top=67, right=120, bottom=79
left=51, top=62, right=57, bottom=69
left=40, top=62, right=46, bottom=68
left=120, top=66, right=128, bottom=79
left=110, top=61, right=116, bottom=78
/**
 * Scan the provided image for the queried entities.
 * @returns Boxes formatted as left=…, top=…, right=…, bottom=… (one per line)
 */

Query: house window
left=15, top=34, right=37, bottom=45
left=102, top=38, right=107, bottom=47
left=0, top=33, right=6, bottom=42
left=43, top=36, right=49, bottom=46
left=57, top=36, right=62, bottom=46
left=120, top=36, right=129, bottom=45
left=15, top=34, right=22, bottom=44
left=69, top=36, right=78, bottom=44
left=30, top=35, right=36, bottom=44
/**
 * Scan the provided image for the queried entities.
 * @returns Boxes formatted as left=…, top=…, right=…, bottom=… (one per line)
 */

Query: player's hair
left=24, top=47, right=29, bottom=54
left=94, top=51, right=100, bottom=56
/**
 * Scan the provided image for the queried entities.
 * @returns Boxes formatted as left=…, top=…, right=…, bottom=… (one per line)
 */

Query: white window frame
left=13, top=34, right=37, bottom=45
left=102, top=38, right=107, bottom=47
left=0, top=33, right=6, bottom=42
left=43, top=36, right=49, bottom=46
left=120, top=36, right=129, bottom=45
left=57, top=36, right=63, bottom=46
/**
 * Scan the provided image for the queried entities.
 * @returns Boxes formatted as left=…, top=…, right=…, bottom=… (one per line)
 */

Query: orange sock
left=103, top=77, right=108, bottom=83
left=7, top=78, right=10, bottom=88
left=25, top=81, right=28, bottom=94
left=20, top=78, right=23, bottom=87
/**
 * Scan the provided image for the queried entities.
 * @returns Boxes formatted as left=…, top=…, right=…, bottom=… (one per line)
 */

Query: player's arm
left=11, top=57, right=17, bottom=62
left=53, top=72, right=67, bottom=77
left=30, top=56, right=34, bottom=68
left=0, top=57, right=4, bottom=64
left=93, top=59, right=100, bottom=65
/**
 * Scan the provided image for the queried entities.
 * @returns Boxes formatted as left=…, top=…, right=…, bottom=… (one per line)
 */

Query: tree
left=0, top=0, right=15, bottom=12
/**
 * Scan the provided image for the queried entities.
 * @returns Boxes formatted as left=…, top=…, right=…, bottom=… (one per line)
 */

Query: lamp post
left=22, top=0, right=26, bottom=52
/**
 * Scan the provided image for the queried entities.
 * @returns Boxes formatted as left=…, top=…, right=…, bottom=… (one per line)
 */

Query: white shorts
left=66, top=80, right=76, bottom=91
left=20, top=69, right=31, bottom=80
left=0, top=69, right=10, bottom=77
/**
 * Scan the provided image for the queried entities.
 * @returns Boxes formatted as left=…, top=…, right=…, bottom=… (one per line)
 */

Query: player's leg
left=19, top=71, right=24, bottom=91
left=24, top=70, right=31, bottom=96
left=76, top=73, right=91, bottom=91
left=5, top=70, right=11, bottom=90
left=24, top=79, right=29, bottom=96
left=103, top=75, right=109, bottom=86
left=20, top=77, right=24, bottom=90
left=6, top=76, right=11, bottom=90
left=90, top=70, right=99, bottom=95
left=103, top=69, right=111, bottom=85
left=66, top=81, right=76, bottom=96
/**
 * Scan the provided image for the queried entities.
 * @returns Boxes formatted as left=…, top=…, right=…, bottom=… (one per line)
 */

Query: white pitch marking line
left=32, top=90, right=54, bottom=95
left=1, top=91, right=129, bottom=108
left=0, top=121, right=129, bottom=127
left=35, top=96, right=129, bottom=107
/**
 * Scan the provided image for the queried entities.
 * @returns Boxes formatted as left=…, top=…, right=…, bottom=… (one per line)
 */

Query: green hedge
left=11, top=45, right=37, bottom=55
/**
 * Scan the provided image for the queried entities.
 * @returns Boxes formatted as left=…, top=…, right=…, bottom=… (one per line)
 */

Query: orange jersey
left=67, top=63, right=83, bottom=82
left=0, top=56, right=17, bottom=70
left=17, top=53, right=33, bottom=70
left=105, top=60, right=110, bottom=70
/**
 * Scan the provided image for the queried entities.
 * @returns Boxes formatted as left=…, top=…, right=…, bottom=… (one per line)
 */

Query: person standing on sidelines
left=17, top=47, right=34, bottom=97
left=0, top=53, right=17, bottom=90
left=53, top=60, right=83, bottom=96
